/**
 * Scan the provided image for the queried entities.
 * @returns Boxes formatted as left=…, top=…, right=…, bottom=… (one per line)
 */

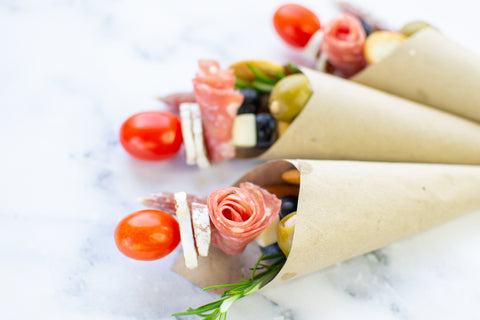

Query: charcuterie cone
left=258, top=67, right=480, bottom=165
left=352, top=28, right=480, bottom=123
left=172, top=160, right=480, bottom=290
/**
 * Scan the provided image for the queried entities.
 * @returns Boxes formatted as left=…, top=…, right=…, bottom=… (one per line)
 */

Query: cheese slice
left=179, top=103, right=197, bottom=165
left=174, top=191, right=198, bottom=269
left=191, top=202, right=211, bottom=257
left=303, top=29, right=323, bottom=62
left=190, top=103, right=210, bottom=169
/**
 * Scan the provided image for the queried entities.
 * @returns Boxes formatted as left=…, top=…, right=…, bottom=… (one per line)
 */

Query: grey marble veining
left=2, top=0, right=480, bottom=319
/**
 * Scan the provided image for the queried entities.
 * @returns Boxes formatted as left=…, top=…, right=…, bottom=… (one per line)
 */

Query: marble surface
left=2, top=0, right=480, bottom=319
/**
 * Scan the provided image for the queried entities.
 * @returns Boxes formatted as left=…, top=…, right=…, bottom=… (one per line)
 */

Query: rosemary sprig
left=172, top=253, right=286, bottom=319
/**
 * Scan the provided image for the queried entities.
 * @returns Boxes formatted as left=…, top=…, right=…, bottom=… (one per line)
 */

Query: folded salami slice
left=139, top=191, right=206, bottom=216
left=193, top=60, right=244, bottom=162
left=158, top=92, right=196, bottom=115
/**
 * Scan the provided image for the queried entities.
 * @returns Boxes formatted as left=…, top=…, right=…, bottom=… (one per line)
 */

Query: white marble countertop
left=2, top=0, right=480, bottom=319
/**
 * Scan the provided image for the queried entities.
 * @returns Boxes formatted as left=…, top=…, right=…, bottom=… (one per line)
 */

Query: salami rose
left=320, top=13, right=367, bottom=78
left=207, top=182, right=281, bottom=255
left=193, top=60, right=244, bottom=162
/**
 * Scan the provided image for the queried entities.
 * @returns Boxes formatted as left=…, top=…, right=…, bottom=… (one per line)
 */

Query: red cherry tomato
left=120, top=111, right=183, bottom=161
left=273, top=3, right=321, bottom=48
left=114, top=209, right=181, bottom=261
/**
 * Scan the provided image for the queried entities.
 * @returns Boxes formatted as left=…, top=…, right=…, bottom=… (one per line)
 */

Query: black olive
left=238, top=88, right=261, bottom=114
left=260, top=243, right=283, bottom=255
left=237, top=103, right=258, bottom=114
left=256, top=113, right=277, bottom=148
left=279, top=195, right=298, bottom=219
left=258, top=93, right=271, bottom=114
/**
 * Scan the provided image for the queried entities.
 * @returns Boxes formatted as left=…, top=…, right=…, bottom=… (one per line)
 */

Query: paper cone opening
left=172, top=160, right=480, bottom=291
left=352, top=28, right=480, bottom=123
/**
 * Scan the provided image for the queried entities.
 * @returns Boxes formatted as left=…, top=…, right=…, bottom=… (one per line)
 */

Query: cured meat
left=193, top=60, right=244, bottom=162
left=320, top=13, right=367, bottom=78
left=158, top=92, right=196, bottom=115
left=207, top=182, right=281, bottom=255
left=140, top=191, right=206, bottom=215
left=336, top=1, right=387, bottom=32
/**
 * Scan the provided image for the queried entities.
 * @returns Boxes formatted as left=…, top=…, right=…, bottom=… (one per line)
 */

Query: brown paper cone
left=258, top=68, right=480, bottom=164
left=352, top=28, right=480, bottom=123
left=172, top=160, right=480, bottom=291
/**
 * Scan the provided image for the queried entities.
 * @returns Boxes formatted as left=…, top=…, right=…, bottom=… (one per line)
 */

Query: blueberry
left=238, top=88, right=261, bottom=114
left=360, top=19, right=373, bottom=36
left=260, top=243, right=283, bottom=256
left=256, top=113, right=277, bottom=148
left=279, top=195, right=298, bottom=219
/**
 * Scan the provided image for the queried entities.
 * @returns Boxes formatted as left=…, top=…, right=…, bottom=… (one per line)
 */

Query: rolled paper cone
left=258, top=68, right=480, bottom=165
left=352, top=28, right=480, bottom=123
left=172, top=160, right=480, bottom=291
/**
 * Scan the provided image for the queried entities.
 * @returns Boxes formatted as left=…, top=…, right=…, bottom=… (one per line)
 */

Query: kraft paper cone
left=258, top=68, right=480, bottom=164
left=352, top=28, right=480, bottom=123
left=172, top=160, right=480, bottom=291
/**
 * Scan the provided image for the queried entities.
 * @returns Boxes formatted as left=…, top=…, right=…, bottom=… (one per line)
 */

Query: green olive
left=269, top=73, right=312, bottom=122
left=400, top=21, right=432, bottom=37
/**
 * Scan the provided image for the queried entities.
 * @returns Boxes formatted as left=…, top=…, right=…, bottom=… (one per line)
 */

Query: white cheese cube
left=254, top=215, right=280, bottom=247
left=232, top=113, right=256, bottom=147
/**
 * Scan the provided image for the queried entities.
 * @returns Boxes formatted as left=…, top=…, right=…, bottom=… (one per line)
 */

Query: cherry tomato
left=114, top=209, right=181, bottom=261
left=119, top=111, right=183, bottom=161
left=273, top=4, right=321, bottom=48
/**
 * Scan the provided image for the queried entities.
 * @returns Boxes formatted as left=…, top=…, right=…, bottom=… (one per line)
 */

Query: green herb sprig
left=172, top=252, right=286, bottom=319
left=234, top=62, right=303, bottom=93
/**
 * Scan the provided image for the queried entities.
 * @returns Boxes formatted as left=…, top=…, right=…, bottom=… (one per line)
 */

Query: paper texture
left=258, top=68, right=480, bottom=164
left=352, top=28, right=480, bottom=123
left=172, top=160, right=480, bottom=290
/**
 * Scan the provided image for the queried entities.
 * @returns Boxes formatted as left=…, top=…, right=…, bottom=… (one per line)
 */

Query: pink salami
left=193, top=60, right=244, bottom=162
left=141, top=191, right=206, bottom=215
left=207, top=182, right=281, bottom=255
left=158, top=92, right=196, bottom=115
left=321, top=13, right=367, bottom=78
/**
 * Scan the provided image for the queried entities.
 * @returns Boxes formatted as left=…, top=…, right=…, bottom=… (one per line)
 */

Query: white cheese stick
left=190, top=103, right=210, bottom=169
left=191, top=202, right=211, bottom=257
left=303, top=29, right=324, bottom=68
left=179, top=103, right=197, bottom=165
left=174, top=191, right=198, bottom=269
